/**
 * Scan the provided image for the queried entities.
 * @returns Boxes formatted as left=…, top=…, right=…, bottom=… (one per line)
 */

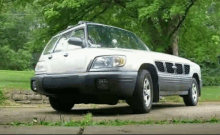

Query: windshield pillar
left=84, top=23, right=89, bottom=48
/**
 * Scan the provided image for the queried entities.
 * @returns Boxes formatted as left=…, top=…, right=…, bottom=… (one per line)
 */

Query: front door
left=64, top=27, right=88, bottom=74
left=46, top=31, right=72, bottom=75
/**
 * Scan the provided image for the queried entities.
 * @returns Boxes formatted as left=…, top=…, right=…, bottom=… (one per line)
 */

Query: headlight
left=35, top=62, right=46, bottom=72
left=91, top=55, right=126, bottom=69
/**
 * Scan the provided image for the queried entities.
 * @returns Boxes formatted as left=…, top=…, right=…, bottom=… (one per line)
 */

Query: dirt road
left=0, top=102, right=220, bottom=124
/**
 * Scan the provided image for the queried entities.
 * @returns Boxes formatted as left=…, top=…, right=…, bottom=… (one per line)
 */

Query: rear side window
left=43, top=36, right=59, bottom=55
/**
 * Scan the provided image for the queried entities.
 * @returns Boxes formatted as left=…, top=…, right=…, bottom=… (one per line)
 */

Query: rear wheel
left=49, top=97, right=74, bottom=112
left=131, top=69, right=153, bottom=114
left=183, top=78, right=199, bottom=106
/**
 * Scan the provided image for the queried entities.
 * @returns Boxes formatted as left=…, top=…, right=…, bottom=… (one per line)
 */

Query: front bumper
left=31, top=72, right=137, bottom=98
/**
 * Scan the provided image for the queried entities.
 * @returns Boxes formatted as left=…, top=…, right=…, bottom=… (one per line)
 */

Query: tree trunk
left=168, top=15, right=181, bottom=56
left=172, top=30, right=179, bottom=56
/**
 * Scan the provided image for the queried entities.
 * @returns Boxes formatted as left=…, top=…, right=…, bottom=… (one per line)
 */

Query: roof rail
left=78, top=21, right=93, bottom=24
left=56, top=24, right=79, bottom=35
left=66, top=21, right=91, bottom=29
left=56, top=21, right=92, bottom=35
left=67, top=25, right=75, bottom=29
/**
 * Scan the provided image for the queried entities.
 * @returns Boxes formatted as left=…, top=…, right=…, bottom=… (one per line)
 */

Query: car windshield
left=87, top=24, right=148, bottom=50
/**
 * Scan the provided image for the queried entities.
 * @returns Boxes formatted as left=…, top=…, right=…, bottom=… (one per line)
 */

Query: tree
left=0, top=0, right=37, bottom=70
left=179, top=0, right=220, bottom=65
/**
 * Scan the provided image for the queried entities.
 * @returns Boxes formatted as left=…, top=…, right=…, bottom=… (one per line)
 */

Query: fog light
left=32, top=81, right=37, bottom=91
left=97, top=79, right=108, bottom=90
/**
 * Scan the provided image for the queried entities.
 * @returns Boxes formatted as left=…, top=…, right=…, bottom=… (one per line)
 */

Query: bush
left=0, top=45, right=33, bottom=70
left=10, top=49, right=33, bottom=70
left=202, top=76, right=220, bottom=86
left=200, top=64, right=220, bottom=86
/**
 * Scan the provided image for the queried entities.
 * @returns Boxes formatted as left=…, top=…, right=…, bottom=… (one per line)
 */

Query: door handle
left=48, top=55, right=53, bottom=59
left=64, top=53, right=69, bottom=57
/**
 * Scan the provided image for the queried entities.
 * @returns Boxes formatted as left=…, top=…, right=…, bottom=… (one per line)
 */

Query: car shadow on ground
left=40, top=103, right=186, bottom=116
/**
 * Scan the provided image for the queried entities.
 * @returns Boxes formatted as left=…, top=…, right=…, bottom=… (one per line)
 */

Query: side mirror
left=68, top=37, right=83, bottom=47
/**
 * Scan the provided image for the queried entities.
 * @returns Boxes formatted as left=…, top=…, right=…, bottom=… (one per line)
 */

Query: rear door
left=155, top=60, right=182, bottom=92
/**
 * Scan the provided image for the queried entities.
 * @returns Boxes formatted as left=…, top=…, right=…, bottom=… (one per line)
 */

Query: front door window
left=53, top=31, right=72, bottom=53
left=67, top=29, right=84, bottom=50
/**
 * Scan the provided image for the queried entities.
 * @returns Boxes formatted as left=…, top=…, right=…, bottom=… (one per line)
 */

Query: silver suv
left=31, top=21, right=202, bottom=113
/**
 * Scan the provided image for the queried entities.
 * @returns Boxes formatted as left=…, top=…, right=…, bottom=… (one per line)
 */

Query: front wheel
left=131, top=69, right=153, bottom=114
left=183, top=78, right=199, bottom=106
left=49, top=97, right=74, bottom=112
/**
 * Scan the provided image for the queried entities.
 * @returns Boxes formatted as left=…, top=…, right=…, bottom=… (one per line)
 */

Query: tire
left=49, top=97, right=74, bottom=112
left=183, top=78, right=199, bottom=106
left=131, top=69, right=153, bottom=114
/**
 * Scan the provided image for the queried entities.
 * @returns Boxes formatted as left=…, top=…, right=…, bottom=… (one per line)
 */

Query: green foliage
left=35, top=0, right=196, bottom=53
left=80, top=113, right=93, bottom=126
left=202, top=76, right=220, bottom=86
left=178, top=0, right=220, bottom=86
left=201, top=65, right=220, bottom=86
left=0, top=1, right=43, bottom=70
left=0, top=46, right=33, bottom=70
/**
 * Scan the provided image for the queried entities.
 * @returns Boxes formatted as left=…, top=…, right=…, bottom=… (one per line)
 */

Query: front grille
left=165, top=62, right=174, bottom=73
left=155, top=61, right=165, bottom=72
left=184, top=65, right=190, bottom=74
left=175, top=64, right=183, bottom=74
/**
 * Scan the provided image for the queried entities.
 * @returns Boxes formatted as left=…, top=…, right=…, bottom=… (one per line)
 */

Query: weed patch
left=8, top=113, right=220, bottom=127
left=0, top=89, right=6, bottom=105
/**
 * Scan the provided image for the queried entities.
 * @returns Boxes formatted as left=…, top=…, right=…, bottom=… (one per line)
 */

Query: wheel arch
left=193, top=73, right=201, bottom=96
left=138, top=63, right=160, bottom=102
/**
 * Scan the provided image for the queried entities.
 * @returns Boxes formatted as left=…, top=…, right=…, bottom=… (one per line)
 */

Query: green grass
left=200, top=86, right=220, bottom=102
left=164, top=86, right=220, bottom=102
left=0, top=70, right=34, bottom=91
left=8, top=113, right=220, bottom=127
